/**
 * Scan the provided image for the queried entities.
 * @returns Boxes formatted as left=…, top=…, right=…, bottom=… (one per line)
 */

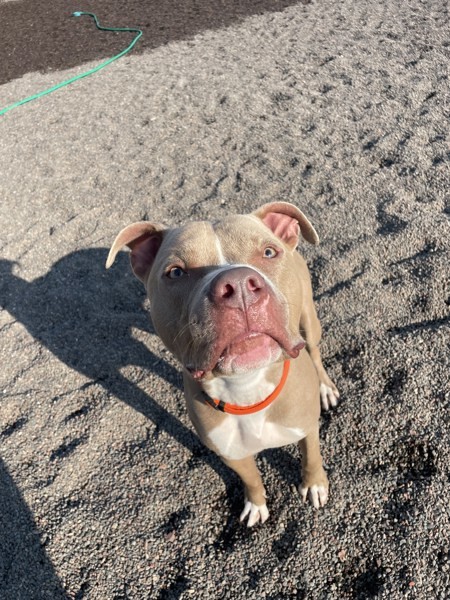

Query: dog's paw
left=300, top=484, right=328, bottom=509
left=240, top=500, right=269, bottom=527
left=320, top=382, right=340, bottom=411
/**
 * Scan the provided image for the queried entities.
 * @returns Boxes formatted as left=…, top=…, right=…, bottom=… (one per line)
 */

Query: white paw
left=320, top=383, right=340, bottom=411
left=300, top=484, right=328, bottom=509
left=240, top=500, right=269, bottom=527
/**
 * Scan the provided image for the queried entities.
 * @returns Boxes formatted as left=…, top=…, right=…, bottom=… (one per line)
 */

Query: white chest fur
left=207, top=411, right=305, bottom=461
left=203, top=367, right=305, bottom=461
left=202, top=367, right=275, bottom=406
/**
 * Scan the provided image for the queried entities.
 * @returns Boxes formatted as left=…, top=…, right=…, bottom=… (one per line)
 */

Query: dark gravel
left=1, top=0, right=449, bottom=598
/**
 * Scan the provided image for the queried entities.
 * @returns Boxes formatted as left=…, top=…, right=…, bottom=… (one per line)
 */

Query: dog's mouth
left=187, top=332, right=304, bottom=379
left=184, top=266, right=305, bottom=379
left=217, top=332, right=282, bottom=372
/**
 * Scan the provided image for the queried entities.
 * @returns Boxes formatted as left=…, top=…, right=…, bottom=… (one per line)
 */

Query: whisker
left=172, top=321, right=193, bottom=344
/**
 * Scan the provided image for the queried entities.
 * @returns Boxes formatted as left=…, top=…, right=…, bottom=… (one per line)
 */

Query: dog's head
left=107, top=202, right=319, bottom=379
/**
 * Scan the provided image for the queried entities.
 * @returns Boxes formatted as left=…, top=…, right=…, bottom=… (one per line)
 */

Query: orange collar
left=201, top=360, right=290, bottom=415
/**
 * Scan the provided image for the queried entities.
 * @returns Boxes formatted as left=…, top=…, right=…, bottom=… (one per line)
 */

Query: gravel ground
left=1, top=1, right=449, bottom=598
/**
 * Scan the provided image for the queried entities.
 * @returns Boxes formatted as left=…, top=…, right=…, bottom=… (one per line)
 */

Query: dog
left=106, top=202, right=339, bottom=526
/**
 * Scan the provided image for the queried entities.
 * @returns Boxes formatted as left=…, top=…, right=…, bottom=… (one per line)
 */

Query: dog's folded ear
left=253, top=202, right=319, bottom=248
left=106, top=222, right=165, bottom=282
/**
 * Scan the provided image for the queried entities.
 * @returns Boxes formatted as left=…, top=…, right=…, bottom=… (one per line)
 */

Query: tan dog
left=106, top=202, right=339, bottom=526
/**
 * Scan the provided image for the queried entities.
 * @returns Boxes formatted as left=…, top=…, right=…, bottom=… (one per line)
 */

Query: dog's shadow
left=1, top=251, right=220, bottom=465
left=0, top=250, right=299, bottom=502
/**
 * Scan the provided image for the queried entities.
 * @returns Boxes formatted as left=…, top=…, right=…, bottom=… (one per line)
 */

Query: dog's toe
left=300, top=484, right=328, bottom=509
left=240, top=500, right=269, bottom=527
left=320, top=383, right=340, bottom=410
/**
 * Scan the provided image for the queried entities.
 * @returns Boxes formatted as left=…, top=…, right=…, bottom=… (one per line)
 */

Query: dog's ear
left=106, top=222, right=165, bottom=282
left=253, top=202, right=319, bottom=248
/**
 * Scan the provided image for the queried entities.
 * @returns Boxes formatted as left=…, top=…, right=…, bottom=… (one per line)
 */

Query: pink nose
left=208, top=267, right=267, bottom=308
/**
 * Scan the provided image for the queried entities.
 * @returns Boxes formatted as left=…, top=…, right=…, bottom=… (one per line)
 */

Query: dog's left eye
left=263, top=246, right=278, bottom=258
left=167, top=266, right=186, bottom=279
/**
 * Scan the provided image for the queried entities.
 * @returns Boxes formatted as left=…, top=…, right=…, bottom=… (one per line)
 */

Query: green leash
left=0, top=12, right=142, bottom=117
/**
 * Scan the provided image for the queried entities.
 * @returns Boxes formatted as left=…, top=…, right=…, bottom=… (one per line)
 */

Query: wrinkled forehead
left=159, top=221, right=218, bottom=267
left=158, top=215, right=271, bottom=266
left=213, top=214, right=271, bottom=248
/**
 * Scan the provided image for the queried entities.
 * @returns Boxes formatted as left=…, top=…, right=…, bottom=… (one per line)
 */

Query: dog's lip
left=185, top=332, right=305, bottom=379
left=287, top=338, right=306, bottom=357
left=185, top=366, right=206, bottom=380
left=219, top=331, right=266, bottom=351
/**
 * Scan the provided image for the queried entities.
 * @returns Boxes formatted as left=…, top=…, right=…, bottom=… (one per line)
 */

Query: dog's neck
left=201, top=362, right=283, bottom=407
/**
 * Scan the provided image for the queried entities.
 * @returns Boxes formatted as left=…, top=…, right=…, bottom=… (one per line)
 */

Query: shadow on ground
left=0, top=250, right=296, bottom=474
left=0, top=248, right=307, bottom=576
left=0, top=250, right=218, bottom=463
left=0, top=459, right=67, bottom=599
left=0, top=0, right=307, bottom=85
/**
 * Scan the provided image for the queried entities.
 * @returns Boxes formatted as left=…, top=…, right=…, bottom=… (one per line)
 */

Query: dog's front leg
left=308, top=345, right=340, bottom=410
left=298, top=427, right=329, bottom=509
left=222, top=455, right=269, bottom=527
left=299, top=297, right=340, bottom=410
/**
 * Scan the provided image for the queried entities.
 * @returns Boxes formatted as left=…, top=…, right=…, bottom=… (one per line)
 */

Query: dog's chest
left=207, top=411, right=305, bottom=461
left=203, top=367, right=305, bottom=461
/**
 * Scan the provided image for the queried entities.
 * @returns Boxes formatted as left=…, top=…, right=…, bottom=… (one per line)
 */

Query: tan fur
left=107, top=203, right=339, bottom=525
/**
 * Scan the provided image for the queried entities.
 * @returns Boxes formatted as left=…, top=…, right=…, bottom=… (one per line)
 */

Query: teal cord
left=0, top=12, right=142, bottom=117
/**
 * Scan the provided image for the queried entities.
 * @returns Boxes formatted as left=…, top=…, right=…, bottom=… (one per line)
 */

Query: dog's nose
left=208, top=267, right=267, bottom=308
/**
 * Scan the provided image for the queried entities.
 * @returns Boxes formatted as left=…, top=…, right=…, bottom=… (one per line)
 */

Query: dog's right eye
left=166, top=266, right=186, bottom=279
